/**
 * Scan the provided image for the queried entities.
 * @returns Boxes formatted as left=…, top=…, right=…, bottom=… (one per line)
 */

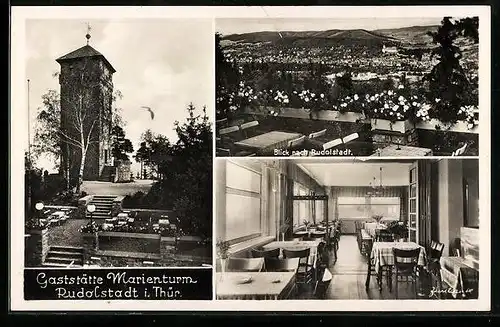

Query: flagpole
left=27, top=79, right=32, bottom=213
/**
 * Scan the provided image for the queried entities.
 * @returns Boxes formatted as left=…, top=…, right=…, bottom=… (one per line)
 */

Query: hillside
left=374, top=25, right=440, bottom=45
left=222, top=28, right=400, bottom=46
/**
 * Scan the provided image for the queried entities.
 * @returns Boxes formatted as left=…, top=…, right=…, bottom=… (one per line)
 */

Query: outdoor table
left=234, top=131, right=303, bottom=152
left=367, top=241, right=427, bottom=291
left=127, top=218, right=135, bottom=224
left=440, top=256, right=479, bottom=299
left=216, top=272, right=296, bottom=300
left=371, top=144, right=432, bottom=157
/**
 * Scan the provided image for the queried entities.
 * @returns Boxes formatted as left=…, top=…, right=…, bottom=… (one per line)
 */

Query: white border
left=10, top=5, right=490, bottom=312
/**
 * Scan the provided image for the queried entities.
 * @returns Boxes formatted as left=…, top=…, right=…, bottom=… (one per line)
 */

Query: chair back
left=264, top=258, right=300, bottom=272
left=308, top=129, right=327, bottom=139
left=216, top=118, right=228, bottom=127
left=219, top=125, right=240, bottom=135
left=392, top=247, right=420, bottom=272
left=342, top=132, right=359, bottom=144
left=240, top=120, right=259, bottom=130
left=375, top=229, right=394, bottom=242
left=429, top=240, right=444, bottom=260
left=310, top=232, right=326, bottom=239
left=314, top=268, right=333, bottom=299
left=288, top=135, right=306, bottom=148
left=251, top=247, right=280, bottom=259
left=227, top=257, right=264, bottom=272
left=452, top=143, right=468, bottom=156
left=323, top=138, right=342, bottom=150
left=283, top=248, right=310, bottom=261
left=216, top=147, right=231, bottom=156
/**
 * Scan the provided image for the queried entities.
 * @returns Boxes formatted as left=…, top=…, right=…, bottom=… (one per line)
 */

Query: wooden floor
left=297, top=235, right=433, bottom=300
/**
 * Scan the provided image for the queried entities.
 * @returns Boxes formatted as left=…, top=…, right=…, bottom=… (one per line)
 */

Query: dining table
left=364, top=222, right=387, bottom=238
left=216, top=271, right=296, bottom=300
left=234, top=131, right=303, bottom=152
left=367, top=241, right=427, bottom=291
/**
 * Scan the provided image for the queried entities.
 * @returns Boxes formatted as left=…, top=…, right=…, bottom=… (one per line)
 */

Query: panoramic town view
left=215, top=17, right=479, bottom=157
left=24, top=19, right=213, bottom=268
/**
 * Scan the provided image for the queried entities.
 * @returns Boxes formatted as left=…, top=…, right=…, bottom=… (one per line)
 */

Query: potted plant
left=279, top=223, right=290, bottom=241
left=216, top=238, right=231, bottom=278
left=372, top=214, right=384, bottom=225
left=386, top=221, right=409, bottom=242
left=303, top=219, right=311, bottom=231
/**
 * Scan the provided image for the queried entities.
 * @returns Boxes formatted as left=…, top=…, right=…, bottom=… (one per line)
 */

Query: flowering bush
left=79, top=221, right=101, bottom=234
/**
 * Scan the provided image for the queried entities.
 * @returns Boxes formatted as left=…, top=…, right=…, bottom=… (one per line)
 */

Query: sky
left=25, top=19, right=213, bottom=173
left=216, top=17, right=444, bottom=35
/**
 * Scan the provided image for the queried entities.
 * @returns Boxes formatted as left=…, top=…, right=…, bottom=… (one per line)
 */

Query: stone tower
left=56, top=32, right=116, bottom=183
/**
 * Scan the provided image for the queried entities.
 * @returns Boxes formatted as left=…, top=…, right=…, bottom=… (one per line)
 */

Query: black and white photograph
left=215, top=17, right=480, bottom=157
left=215, top=158, right=480, bottom=300
left=22, top=18, right=213, bottom=269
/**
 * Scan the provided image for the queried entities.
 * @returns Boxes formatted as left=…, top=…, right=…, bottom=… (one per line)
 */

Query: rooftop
left=56, top=45, right=116, bottom=73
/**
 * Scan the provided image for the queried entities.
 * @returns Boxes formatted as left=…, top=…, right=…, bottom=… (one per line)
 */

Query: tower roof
left=56, top=45, right=116, bottom=73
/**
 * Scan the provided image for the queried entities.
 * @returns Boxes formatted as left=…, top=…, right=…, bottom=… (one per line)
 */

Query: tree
left=215, top=32, right=240, bottom=120
left=143, top=104, right=212, bottom=238
left=424, top=17, right=479, bottom=124
left=34, top=84, right=124, bottom=192
left=111, top=125, right=134, bottom=161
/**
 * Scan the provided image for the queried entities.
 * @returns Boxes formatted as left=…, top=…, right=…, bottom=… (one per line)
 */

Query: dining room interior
left=214, top=157, right=480, bottom=300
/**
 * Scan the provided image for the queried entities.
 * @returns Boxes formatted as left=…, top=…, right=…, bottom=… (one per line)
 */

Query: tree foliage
left=424, top=16, right=479, bottom=123
left=142, top=104, right=212, bottom=238
left=111, top=125, right=134, bottom=161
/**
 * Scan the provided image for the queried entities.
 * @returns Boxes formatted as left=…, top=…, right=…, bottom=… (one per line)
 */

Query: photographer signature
left=429, top=286, right=474, bottom=298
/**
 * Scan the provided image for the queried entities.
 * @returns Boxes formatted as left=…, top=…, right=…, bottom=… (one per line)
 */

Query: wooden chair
left=218, top=125, right=240, bottom=136
left=239, top=120, right=259, bottom=138
left=375, top=229, right=394, bottom=242
left=308, top=129, right=327, bottom=139
left=452, top=143, right=468, bottom=156
left=287, top=135, right=306, bottom=150
left=342, top=132, right=359, bottom=144
left=251, top=247, right=280, bottom=259
left=264, top=257, right=301, bottom=299
left=264, top=257, right=300, bottom=272
left=426, top=240, right=445, bottom=298
left=227, top=257, right=264, bottom=272
left=323, top=138, right=342, bottom=151
left=216, top=147, right=231, bottom=156
left=283, top=248, right=314, bottom=284
left=313, top=268, right=333, bottom=299
left=392, top=247, right=421, bottom=299
left=364, top=239, right=392, bottom=291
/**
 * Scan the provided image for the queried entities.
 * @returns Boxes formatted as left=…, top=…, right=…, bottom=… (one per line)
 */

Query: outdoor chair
left=226, top=257, right=264, bottom=272
left=239, top=120, right=260, bottom=138
left=216, top=147, right=231, bottom=156
left=342, top=132, right=359, bottom=144
left=392, top=247, right=421, bottom=299
left=308, top=129, right=327, bottom=139
left=251, top=247, right=280, bottom=259
left=287, top=135, right=306, bottom=150
left=322, top=138, right=342, bottom=151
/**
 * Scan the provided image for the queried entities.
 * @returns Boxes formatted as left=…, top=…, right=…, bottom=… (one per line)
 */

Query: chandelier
left=366, top=167, right=385, bottom=196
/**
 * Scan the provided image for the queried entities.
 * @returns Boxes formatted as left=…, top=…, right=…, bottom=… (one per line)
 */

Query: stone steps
left=44, top=245, right=84, bottom=267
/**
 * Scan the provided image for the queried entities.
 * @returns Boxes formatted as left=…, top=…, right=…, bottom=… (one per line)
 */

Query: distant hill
left=374, top=25, right=440, bottom=45
left=222, top=28, right=401, bottom=47
left=221, top=25, right=439, bottom=48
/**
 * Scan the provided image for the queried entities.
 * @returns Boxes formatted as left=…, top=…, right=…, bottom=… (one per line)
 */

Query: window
left=225, top=161, right=261, bottom=241
left=337, top=196, right=400, bottom=220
